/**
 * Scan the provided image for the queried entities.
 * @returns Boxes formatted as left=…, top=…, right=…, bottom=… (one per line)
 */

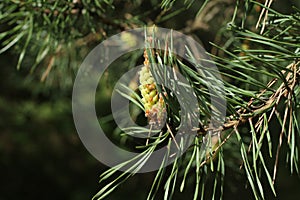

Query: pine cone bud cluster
left=139, top=49, right=166, bottom=126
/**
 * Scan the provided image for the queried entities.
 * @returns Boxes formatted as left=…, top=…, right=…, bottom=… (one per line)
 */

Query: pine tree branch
left=200, top=61, right=300, bottom=168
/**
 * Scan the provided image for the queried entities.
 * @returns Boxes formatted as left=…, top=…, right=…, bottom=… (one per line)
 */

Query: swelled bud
left=138, top=49, right=166, bottom=127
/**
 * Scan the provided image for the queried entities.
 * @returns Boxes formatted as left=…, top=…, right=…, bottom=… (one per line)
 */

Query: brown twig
left=41, top=45, right=62, bottom=82
left=199, top=61, right=300, bottom=168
